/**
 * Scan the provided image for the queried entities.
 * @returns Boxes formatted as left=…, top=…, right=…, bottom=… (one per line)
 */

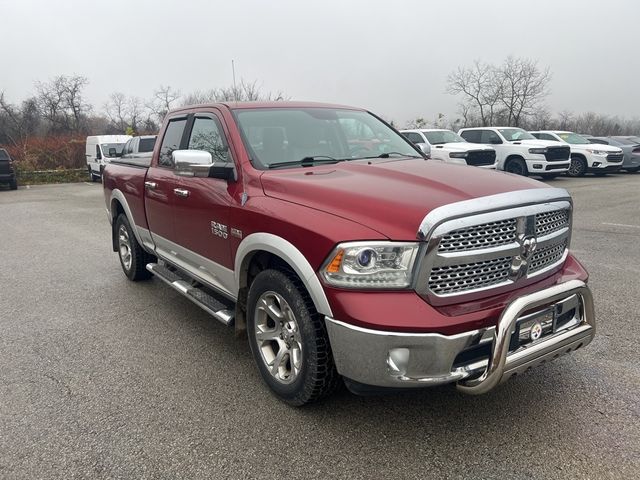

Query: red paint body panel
left=103, top=101, right=589, bottom=335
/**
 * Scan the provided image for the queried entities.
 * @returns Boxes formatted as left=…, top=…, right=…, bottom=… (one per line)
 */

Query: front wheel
left=504, top=157, right=528, bottom=176
left=567, top=156, right=587, bottom=177
left=114, top=214, right=153, bottom=281
left=247, top=269, right=339, bottom=406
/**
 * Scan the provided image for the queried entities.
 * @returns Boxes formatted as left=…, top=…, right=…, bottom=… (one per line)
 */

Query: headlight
left=528, top=147, right=547, bottom=154
left=586, top=149, right=607, bottom=155
left=449, top=152, right=468, bottom=159
left=321, top=241, right=420, bottom=289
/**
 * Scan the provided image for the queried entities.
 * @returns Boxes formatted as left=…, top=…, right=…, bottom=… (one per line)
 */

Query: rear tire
left=9, top=178, right=18, bottom=190
left=114, top=214, right=153, bottom=281
left=567, top=156, right=587, bottom=177
left=247, top=269, right=340, bottom=406
left=504, top=157, right=528, bottom=176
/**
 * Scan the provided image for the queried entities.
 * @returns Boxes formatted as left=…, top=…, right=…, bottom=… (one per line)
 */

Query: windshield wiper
left=367, top=152, right=421, bottom=159
left=268, top=156, right=344, bottom=169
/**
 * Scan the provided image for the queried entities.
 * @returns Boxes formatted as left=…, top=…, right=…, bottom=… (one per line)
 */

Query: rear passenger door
left=171, top=111, right=238, bottom=298
left=145, top=116, right=189, bottom=259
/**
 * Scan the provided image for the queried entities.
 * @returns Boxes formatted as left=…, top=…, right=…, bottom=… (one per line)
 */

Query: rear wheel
left=247, top=269, right=339, bottom=406
left=115, top=214, right=153, bottom=281
left=567, top=156, right=587, bottom=177
left=9, top=178, right=17, bottom=190
left=504, top=157, right=528, bottom=176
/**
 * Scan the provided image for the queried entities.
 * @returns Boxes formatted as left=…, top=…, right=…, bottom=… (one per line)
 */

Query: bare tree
left=35, top=75, right=90, bottom=133
left=405, top=117, right=427, bottom=129
left=0, top=92, right=41, bottom=149
left=181, top=79, right=286, bottom=106
left=148, top=85, right=181, bottom=124
left=497, top=57, right=551, bottom=127
left=446, top=60, right=502, bottom=126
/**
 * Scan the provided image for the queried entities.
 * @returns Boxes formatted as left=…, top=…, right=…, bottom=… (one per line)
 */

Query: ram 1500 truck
left=103, top=102, right=596, bottom=406
left=459, top=127, right=571, bottom=178
left=400, top=128, right=497, bottom=168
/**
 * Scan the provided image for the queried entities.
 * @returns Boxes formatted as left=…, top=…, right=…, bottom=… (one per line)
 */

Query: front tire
left=567, top=156, right=587, bottom=177
left=504, top=157, right=528, bottom=176
left=247, top=269, right=339, bottom=406
left=114, top=214, right=153, bottom=281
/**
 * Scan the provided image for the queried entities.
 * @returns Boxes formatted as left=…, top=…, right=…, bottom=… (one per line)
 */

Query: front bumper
left=326, top=279, right=595, bottom=393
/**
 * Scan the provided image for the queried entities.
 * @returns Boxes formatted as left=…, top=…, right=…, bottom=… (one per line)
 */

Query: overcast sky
left=1, top=0, right=638, bottom=125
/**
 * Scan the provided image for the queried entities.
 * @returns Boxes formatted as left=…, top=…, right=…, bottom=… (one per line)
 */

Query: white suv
left=530, top=131, right=624, bottom=177
left=458, top=127, right=570, bottom=178
left=400, top=129, right=496, bottom=168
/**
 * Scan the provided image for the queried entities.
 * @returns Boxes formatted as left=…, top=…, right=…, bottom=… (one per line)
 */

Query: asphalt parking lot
left=0, top=175, right=639, bottom=479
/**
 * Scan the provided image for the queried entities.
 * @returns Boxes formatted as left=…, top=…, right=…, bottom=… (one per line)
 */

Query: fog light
left=387, top=348, right=410, bottom=376
left=533, top=164, right=542, bottom=169
left=593, top=162, right=600, bottom=167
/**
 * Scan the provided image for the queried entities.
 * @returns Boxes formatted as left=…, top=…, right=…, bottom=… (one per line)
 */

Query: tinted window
left=423, top=130, right=465, bottom=145
left=403, top=132, right=424, bottom=144
left=460, top=130, right=482, bottom=143
left=537, top=133, right=556, bottom=141
left=159, top=119, right=187, bottom=167
left=0, top=149, right=9, bottom=161
left=139, top=137, right=156, bottom=153
left=481, top=130, right=502, bottom=144
left=122, top=139, right=132, bottom=155
left=188, top=117, right=229, bottom=162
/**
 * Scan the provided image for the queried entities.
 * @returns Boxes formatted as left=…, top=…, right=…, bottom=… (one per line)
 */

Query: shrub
left=1, top=135, right=86, bottom=171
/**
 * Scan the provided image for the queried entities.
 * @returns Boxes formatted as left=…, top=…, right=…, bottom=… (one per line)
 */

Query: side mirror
left=416, top=143, right=431, bottom=159
left=173, top=150, right=236, bottom=181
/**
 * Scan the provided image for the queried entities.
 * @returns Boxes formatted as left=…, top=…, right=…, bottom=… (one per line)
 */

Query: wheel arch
left=234, top=233, right=333, bottom=332
left=109, top=189, right=144, bottom=251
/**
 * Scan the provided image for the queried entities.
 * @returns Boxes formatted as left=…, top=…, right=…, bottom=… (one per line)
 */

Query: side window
left=403, top=132, right=424, bottom=144
left=187, top=117, right=229, bottom=163
left=538, top=133, right=555, bottom=141
left=159, top=119, right=187, bottom=167
left=460, top=130, right=481, bottom=143
left=123, top=140, right=132, bottom=155
left=96, top=145, right=102, bottom=159
left=481, top=130, right=502, bottom=144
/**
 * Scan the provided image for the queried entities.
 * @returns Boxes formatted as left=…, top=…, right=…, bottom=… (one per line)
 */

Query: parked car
left=86, top=135, right=132, bottom=181
left=118, top=135, right=157, bottom=167
left=530, top=131, right=624, bottom=176
left=0, top=148, right=18, bottom=190
left=458, top=127, right=570, bottom=178
left=584, top=136, right=640, bottom=173
left=103, top=101, right=595, bottom=405
left=400, top=129, right=496, bottom=168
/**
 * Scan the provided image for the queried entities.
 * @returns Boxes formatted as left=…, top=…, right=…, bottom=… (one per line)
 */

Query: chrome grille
left=419, top=195, right=572, bottom=301
left=428, top=256, right=512, bottom=295
left=535, top=210, right=570, bottom=236
left=528, top=240, right=567, bottom=274
left=438, top=219, right=517, bottom=252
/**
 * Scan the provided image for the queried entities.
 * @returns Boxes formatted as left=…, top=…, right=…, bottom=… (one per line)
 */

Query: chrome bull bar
left=456, top=279, right=595, bottom=394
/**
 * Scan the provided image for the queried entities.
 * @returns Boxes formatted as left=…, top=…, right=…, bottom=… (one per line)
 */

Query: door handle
left=144, top=181, right=157, bottom=190
left=173, top=188, right=190, bottom=198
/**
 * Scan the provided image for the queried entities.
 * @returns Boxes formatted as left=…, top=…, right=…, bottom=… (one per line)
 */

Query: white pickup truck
left=458, top=127, right=570, bottom=178
left=400, top=129, right=496, bottom=168
left=530, top=131, right=624, bottom=177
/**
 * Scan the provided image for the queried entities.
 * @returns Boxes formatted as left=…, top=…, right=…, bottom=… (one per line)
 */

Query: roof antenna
left=232, top=59, right=238, bottom=104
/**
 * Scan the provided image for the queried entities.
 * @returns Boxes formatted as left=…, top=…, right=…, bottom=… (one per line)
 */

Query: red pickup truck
left=103, top=102, right=595, bottom=405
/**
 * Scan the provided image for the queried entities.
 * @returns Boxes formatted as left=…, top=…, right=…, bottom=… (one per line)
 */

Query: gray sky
left=1, top=0, right=638, bottom=125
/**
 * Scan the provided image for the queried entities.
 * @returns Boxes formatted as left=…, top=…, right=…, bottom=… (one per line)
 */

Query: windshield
left=423, top=130, right=465, bottom=145
left=100, top=143, right=125, bottom=158
left=234, top=108, right=419, bottom=168
left=557, top=132, right=590, bottom=144
left=498, top=128, right=536, bottom=142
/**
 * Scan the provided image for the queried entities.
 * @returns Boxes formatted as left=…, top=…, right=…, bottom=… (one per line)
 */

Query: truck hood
left=510, top=139, right=566, bottom=148
left=569, top=143, right=622, bottom=153
left=432, top=142, right=495, bottom=153
left=260, top=158, right=545, bottom=240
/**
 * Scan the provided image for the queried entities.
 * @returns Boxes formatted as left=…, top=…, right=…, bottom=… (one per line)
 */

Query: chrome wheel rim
left=118, top=224, right=132, bottom=271
left=254, top=291, right=302, bottom=384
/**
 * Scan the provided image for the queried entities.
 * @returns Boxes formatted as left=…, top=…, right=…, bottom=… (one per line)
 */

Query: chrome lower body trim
left=325, top=280, right=595, bottom=392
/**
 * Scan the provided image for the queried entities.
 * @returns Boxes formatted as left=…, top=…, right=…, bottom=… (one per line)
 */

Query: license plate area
left=510, top=294, right=581, bottom=350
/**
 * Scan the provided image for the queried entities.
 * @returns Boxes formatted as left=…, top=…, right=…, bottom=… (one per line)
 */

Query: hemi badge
left=231, top=228, right=243, bottom=239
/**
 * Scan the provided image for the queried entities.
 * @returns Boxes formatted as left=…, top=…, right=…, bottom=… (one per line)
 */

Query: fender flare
left=109, top=189, right=144, bottom=246
left=234, top=233, right=333, bottom=317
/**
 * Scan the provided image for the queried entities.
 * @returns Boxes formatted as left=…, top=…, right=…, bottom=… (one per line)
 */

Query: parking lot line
left=602, top=222, right=640, bottom=229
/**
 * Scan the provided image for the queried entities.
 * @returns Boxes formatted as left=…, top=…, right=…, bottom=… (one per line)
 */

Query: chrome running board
left=146, top=262, right=235, bottom=326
